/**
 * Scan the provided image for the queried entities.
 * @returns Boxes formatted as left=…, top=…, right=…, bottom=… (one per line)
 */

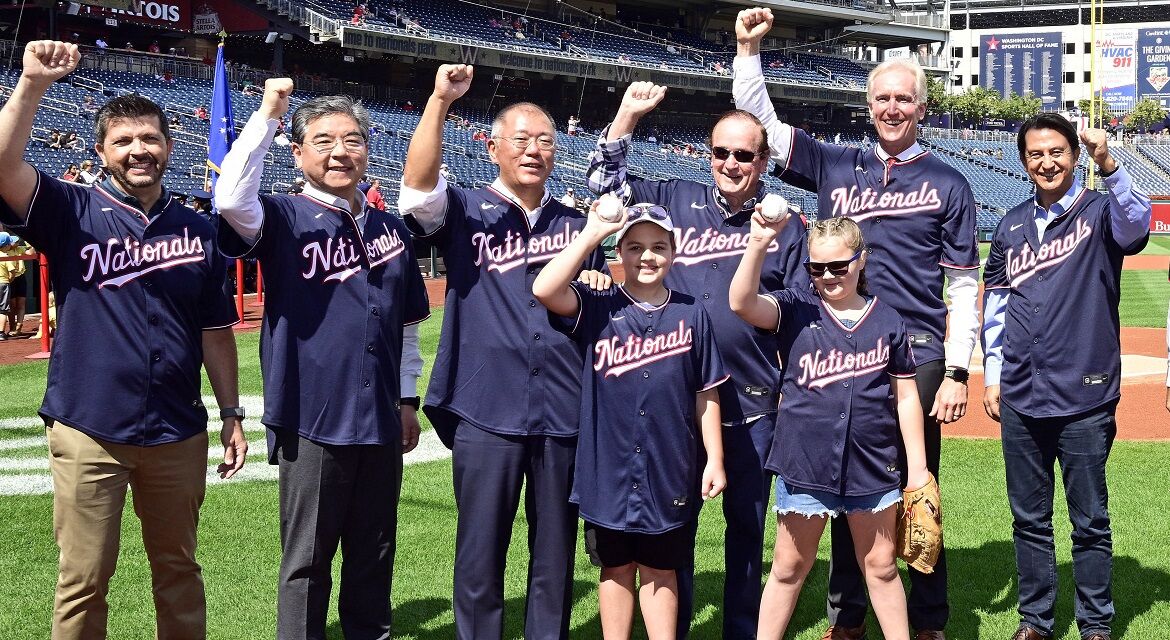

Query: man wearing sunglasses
left=734, top=8, right=980, bottom=640
left=399, top=64, right=608, bottom=640
left=587, top=80, right=810, bottom=638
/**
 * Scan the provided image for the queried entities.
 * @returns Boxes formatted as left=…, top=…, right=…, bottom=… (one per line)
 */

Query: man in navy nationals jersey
left=0, top=42, right=244, bottom=640
left=399, top=64, right=607, bottom=640
left=586, top=82, right=809, bottom=638
left=534, top=205, right=729, bottom=639
left=215, top=79, right=429, bottom=640
left=982, top=114, right=1150, bottom=640
left=734, top=10, right=980, bottom=638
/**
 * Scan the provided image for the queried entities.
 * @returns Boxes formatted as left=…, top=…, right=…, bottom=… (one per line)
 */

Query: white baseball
left=595, top=194, right=624, bottom=222
left=760, top=193, right=789, bottom=223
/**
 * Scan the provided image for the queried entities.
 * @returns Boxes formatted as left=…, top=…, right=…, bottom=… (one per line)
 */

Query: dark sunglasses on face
left=712, top=146, right=760, bottom=163
left=804, top=250, right=863, bottom=278
left=626, top=204, right=670, bottom=221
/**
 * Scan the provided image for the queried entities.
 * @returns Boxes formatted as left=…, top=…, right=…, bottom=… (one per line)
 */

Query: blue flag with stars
left=207, top=41, right=235, bottom=188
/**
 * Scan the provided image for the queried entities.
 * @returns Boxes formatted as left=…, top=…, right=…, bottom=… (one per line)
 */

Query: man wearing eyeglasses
left=214, top=79, right=431, bottom=639
left=586, top=80, right=810, bottom=638
left=399, top=64, right=608, bottom=640
left=734, top=8, right=979, bottom=640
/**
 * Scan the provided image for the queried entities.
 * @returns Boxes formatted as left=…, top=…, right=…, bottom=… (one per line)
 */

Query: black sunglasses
left=712, top=146, right=761, bottom=163
left=626, top=204, right=670, bottom=221
left=804, top=251, right=863, bottom=278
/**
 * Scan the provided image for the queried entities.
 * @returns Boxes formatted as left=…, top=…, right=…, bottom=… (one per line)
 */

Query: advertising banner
left=979, top=31, right=1063, bottom=108
left=1137, top=28, right=1170, bottom=108
left=1095, top=28, right=1137, bottom=112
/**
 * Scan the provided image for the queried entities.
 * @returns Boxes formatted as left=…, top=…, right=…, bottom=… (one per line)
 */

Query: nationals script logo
left=472, top=221, right=579, bottom=274
left=672, top=227, right=779, bottom=266
left=797, top=337, right=890, bottom=389
left=80, top=228, right=206, bottom=288
left=1003, top=217, right=1092, bottom=288
left=830, top=182, right=943, bottom=222
left=302, top=221, right=406, bottom=283
left=594, top=319, right=693, bottom=378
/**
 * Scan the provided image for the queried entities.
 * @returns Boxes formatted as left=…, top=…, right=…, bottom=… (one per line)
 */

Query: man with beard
left=0, top=41, right=245, bottom=639
left=586, top=81, right=809, bottom=638
left=734, top=8, right=980, bottom=639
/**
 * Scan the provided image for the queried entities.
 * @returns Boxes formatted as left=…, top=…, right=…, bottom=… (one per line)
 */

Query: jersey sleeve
left=887, top=315, right=917, bottom=377
left=200, top=219, right=241, bottom=330
left=403, top=185, right=466, bottom=251
left=982, top=223, right=1009, bottom=290
left=940, top=180, right=980, bottom=269
left=764, top=288, right=802, bottom=334
left=547, top=280, right=592, bottom=339
left=773, top=129, right=842, bottom=193
left=0, top=171, right=85, bottom=260
left=693, top=304, right=729, bottom=391
left=217, top=194, right=288, bottom=260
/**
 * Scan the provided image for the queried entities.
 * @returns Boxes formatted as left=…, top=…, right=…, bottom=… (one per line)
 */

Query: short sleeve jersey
left=982, top=189, right=1145, bottom=418
left=766, top=289, right=916, bottom=496
left=219, top=192, right=429, bottom=445
left=0, top=172, right=237, bottom=445
left=405, top=186, right=607, bottom=437
left=775, top=131, right=979, bottom=364
left=624, top=177, right=809, bottom=423
left=563, top=285, right=727, bottom=533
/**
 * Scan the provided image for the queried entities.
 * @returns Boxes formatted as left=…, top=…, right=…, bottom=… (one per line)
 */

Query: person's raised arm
left=585, top=82, right=666, bottom=202
left=532, top=201, right=626, bottom=317
left=402, top=65, right=472, bottom=193
left=214, top=77, right=291, bottom=243
left=0, top=41, right=80, bottom=220
left=729, top=210, right=789, bottom=330
left=606, top=82, right=667, bottom=142
left=732, top=9, right=794, bottom=163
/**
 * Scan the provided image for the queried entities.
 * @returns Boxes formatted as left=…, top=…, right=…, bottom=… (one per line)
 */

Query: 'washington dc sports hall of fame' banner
left=1137, top=28, right=1170, bottom=108
left=980, top=32, right=1063, bottom=108
left=1095, top=28, right=1137, bottom=112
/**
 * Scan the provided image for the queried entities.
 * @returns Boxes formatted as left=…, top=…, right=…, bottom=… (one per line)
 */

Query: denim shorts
left=774, top=480, right=901, bottom=518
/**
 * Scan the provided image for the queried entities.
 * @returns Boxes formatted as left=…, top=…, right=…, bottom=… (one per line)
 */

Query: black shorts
left=583, top=520, right=695, bottom=571
left=9, top=274, right=26, bottom=298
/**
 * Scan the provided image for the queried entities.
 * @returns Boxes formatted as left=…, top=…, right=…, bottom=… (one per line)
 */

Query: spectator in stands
left=404, top=100, right=414, bottom=112
left=472, top=128, right=488, bottom=142
left=289, top=176, right=305, bottom=193
left=559, top=186, right=576, bottom=208
left=439, top=162, right=457, bottom=183
left=169, top=114, right=183, bottom=130
left=78, top=160, right=100, bottom=185
left=195, top=105, right=209, bottom=120
left=0, top=40, right=245, bottom=639
left=982, top=115, right=1149, bottom=640
left=124, top=41, right=135, bottom=51
left=567, top=114, right=579, bottom=135
left=401, top=63, right=606, bottom=640
left=61, top=164, right=80, bottom=182
left=47, top=129, right=62, bottom=149
left=81, top=94, right=98, bottom=116
left=586, top=79, right=809, bottom=640
left=62, top=131, right=79, bottom=150
left=366, top=177, right=386, bottom=210
left=735, top=9, right=979, bottom=640
left=95, top=37, right=107, bottom=50
left=214, top=78, right=428, bottom=640
left=149, top=41, right=161, bottom=54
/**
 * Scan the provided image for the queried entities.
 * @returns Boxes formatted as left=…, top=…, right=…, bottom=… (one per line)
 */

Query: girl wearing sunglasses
left=730, top=214, right=932, bottom=640
left=533, top=201, right=728, bottom=640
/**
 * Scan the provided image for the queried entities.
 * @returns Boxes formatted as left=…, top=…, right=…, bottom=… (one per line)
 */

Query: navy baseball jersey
left=561, top=284, right=727, bottom=533
left=622, top=177, right=809, bottom=423
left=774, top=131, right=979, bottom=364
left=983, top=189, right=1144, bottom=418
left=0, top=172, right=237, bottom=445
left=219, top=192, right=429, bottom=445
left=405, top=186, right=607, bottom=437
left=765, top=289, right=916, bottom=496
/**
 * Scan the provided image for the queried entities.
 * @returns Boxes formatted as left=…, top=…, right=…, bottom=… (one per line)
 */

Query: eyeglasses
left=493, top=134, right=556, bottom=151
left=804, top=251, right=863, bottom=278
left=712, top=146, right=761, bottom=163
left=304, top=136, right=367, bottom=154
left=626, top=204, right=669, bottom=222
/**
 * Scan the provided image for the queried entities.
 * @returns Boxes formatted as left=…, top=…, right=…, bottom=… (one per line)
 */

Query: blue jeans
left=1000, top=401, right=1116, bottom=638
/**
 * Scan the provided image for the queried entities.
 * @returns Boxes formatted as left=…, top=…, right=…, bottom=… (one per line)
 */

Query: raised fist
left=619, top=82, right=667, bottom=118
left=434, top=64, right=473, bottom=102
left=22, top=41, right=80, bottom=86
left=261, top=78, right=294, bottom=119
left=736, top=8, right=774, bottom=46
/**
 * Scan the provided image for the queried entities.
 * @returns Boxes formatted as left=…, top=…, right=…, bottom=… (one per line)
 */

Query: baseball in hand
left=759, top=193, right=789, bottom=223
left=596, top=194, right=624, bottom=222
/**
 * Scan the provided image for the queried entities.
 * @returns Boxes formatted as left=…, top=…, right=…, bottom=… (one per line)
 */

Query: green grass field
left=1, top=265, right=1167, bottom=638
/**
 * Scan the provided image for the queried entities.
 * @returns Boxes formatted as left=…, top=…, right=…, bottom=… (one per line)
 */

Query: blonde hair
left=866, top=57, right=927, bottom=106
left=808, top=217, right=868, bottom=295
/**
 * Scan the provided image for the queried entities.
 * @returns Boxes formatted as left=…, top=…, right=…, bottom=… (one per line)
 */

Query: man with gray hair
left=214, top=79, right=430, bottom=639
left=734, top=8, right=980, bottom=640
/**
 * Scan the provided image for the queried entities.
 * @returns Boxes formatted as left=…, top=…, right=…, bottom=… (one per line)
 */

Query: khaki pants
left=48, top=423, right=209, bottom=640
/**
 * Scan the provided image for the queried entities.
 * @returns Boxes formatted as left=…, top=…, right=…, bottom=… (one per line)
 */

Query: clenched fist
left=1079, top=128, right=1117, bottom=175
left=434, top=64, right=473, bottom=103
left=21, top=41, right=80, bottom=87
left=736, top=8, right=774, bottom=47
left=261, top=77, right=294, bottom=120
left=618, top=81, right=667, bottom=119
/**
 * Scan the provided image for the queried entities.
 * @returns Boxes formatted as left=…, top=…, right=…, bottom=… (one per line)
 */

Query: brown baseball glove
left=896, top=473, right=942, bottom=574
